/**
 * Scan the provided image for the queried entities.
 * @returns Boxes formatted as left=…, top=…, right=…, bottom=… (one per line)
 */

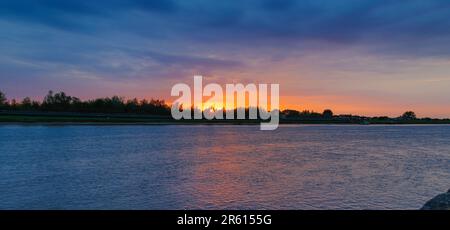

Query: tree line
left=0, top=90, right=171, bottom=115
left=0, top=90, right=422, bottom=121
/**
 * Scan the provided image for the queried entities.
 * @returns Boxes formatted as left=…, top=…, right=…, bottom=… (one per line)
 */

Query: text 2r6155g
left=221, top=214, right=272, bottom=225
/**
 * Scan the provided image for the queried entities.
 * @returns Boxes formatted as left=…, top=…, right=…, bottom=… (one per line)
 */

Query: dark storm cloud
left=0, top=0, right=179, bottom=32
left=2, top=0, right=450, bottom=50
left=1, top=0, right=450, bottom=84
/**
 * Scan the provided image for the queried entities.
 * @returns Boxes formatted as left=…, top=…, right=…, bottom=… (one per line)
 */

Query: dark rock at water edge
left=421, top=189, right=450, bottom=210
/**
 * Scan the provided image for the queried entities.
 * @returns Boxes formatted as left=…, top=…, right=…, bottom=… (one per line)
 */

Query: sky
left=1, top=0, right=450, bottom=117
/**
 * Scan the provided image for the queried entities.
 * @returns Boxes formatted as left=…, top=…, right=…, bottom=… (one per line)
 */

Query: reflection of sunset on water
left=2, top=125, right=450, bottom=209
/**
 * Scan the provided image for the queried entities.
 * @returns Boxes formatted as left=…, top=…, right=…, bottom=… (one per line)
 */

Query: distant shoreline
left=2, top=91, right=449, bottom=126
left=1, top=122, right=450, bottom=127
left=1, top=112, right=450, bottom=125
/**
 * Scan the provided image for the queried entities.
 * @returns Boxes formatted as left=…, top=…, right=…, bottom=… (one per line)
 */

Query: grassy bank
left=1, top=112, right=450, bottom=125
left=0, top=113, right=260, bottom=125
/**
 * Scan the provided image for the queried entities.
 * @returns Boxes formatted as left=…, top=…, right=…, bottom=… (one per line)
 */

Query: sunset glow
left=1, top=0, right=450, bottom=118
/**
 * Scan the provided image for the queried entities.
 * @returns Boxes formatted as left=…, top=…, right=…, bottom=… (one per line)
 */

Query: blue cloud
left=1, top=0, right=450, bottom=85
left=1, top=0, right=450, bottom=48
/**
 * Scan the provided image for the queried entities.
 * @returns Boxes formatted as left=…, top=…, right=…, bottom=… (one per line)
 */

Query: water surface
left=0, top=125, right=449, bottom=209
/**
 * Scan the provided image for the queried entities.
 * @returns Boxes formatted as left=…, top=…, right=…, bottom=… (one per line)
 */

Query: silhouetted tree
left=0, top=91, right=7, bottom=106
left=10, top=99, right=17, bottom=109
left=125, top=98, right=139, bottom=113
left=401, top=111, right=417, bottom=120
left=299, top=110, right=322, bottom=119
left=281, top=109, right=300, bottom=118
left=42, top=91, right=80, bottom=111
left=20, top=97, right=32, bottom=110
left=323, top=109, right=334, bottom=119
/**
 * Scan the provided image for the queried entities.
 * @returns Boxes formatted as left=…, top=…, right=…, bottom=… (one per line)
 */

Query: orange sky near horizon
left=3, top=46, right=450, bottom=119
